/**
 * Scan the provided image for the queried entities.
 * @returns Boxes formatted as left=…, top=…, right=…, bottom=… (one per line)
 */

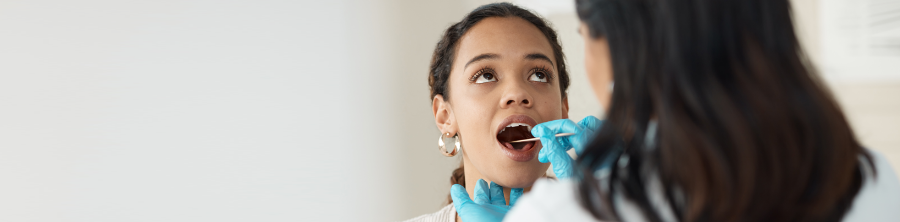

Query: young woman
left=404, top=3, right=572, bottom=222
left=453, top=0, right=900, bottom=221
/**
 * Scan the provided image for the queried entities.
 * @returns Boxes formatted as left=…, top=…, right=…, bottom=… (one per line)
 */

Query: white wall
left=0, top=0, right=433, bottom=221
left=801, top=0, right=900, bottom=175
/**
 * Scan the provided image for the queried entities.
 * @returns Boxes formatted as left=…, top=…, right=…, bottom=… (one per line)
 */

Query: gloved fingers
left=577, top=116, right=602, bottom=131
left=554, top=118, right=584, bottom=135
left=533, top=119, right=581, bottom=150
left=557, top=120, right=583, bottom=152
left=508, top=188, right=524, bottom=206
left=535, top=118, right=580, bottom=132
left=533, top=127, right=567, bottom=158
left=473, top=179, right=491, bottom=205
left=571, top=117, right=604, bottom=154
left=533, top=119, right=581, bottom=136
left=450, top=184, right=473, bottom=212
left=551, top=154, right=574, bottom=179
left=489, top=181, right=506, bottom=205
left=537, top=135, right=557, bottom=163
left=538, top=132, right=575, bottom=178
left=539, top=138, right=574, bottom=178
left=570, top=132, right=591, bottom=155
left=570, top=131, right=596, bottom=156
left=538, top=135, right=572, bottom=165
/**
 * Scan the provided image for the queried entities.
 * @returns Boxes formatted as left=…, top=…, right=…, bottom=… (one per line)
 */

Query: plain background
left=0, top=0, right=897, bottom=221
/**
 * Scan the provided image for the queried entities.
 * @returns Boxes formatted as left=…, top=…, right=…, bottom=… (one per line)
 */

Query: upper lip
left=495, top=114, right=538, bottom=139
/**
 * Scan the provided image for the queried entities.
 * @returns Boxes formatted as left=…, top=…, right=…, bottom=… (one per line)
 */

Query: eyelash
left=529, top=66, right=554, bottom=81
left=467, top=66, right=554, bottom=82
left=469, top=67, right=496, bottom=82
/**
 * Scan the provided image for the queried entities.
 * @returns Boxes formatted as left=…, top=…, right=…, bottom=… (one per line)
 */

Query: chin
left=490, top=162, right=550, bottom=188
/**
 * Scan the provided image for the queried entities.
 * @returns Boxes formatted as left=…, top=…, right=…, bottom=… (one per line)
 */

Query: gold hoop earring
left=439, top=132, right=461, bottom=157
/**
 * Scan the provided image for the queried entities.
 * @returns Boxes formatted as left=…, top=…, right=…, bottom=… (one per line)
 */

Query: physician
left=450, top=0, right=900, bottom=221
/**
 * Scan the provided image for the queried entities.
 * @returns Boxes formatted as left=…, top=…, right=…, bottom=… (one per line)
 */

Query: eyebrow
left=525, top=53, right=554, bottom=66
left=464, top=53, right=500, bottom=69
left=463, top=52, right=555, bottom=69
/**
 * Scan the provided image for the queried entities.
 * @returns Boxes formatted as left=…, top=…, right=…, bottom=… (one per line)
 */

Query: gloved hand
left=532, top=116, right=603, bottom=179
left=451, top=179, right=523, bottom=222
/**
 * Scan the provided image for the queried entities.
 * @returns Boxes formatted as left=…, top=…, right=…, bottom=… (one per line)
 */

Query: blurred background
left=0, top=0, right=897, bottom=221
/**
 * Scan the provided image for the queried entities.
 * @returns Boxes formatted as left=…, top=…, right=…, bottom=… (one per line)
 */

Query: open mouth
left=495, top=114, right=539, bottom=162
left=497, top=123, right=535, bottom=150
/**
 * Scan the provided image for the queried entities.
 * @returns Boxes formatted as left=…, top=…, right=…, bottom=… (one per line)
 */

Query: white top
left=505, top=149, right=900, bottom=222
left=403, top=204, right=456, bottom=222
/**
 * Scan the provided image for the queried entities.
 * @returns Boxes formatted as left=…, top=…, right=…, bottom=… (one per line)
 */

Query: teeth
left=499, top=123, right=532, bottom=133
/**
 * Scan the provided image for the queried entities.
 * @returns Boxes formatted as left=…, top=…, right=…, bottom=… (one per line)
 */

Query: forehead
left=455, top=17, right=555, bottom=68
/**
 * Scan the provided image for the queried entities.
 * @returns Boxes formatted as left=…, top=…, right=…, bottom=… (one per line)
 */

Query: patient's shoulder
left=402, top=204, right=455, bottom=222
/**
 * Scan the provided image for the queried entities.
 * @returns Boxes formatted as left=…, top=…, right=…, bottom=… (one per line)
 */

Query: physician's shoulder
left=505, top=178, right=602, bottom=222
left=842, top=149, right=900, bottom=222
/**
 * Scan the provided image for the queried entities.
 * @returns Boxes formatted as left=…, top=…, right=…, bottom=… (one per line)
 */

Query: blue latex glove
left=532, top=116, right=603, bottom=179
left=451, top=179, right=523, bottom=222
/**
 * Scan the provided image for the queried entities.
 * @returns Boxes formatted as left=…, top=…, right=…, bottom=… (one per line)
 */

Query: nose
left=499, top=84, right=534, bottom=109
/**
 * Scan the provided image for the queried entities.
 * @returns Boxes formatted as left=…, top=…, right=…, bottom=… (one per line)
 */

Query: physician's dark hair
left=427, top=2, right=571, bottom=204
left=574, top=0, right=875, bottom=222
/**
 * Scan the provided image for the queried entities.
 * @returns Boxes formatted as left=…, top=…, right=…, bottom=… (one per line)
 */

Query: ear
left=433, top=94, right=457, bottom=135
left=561, top=96, right=569, bottom=119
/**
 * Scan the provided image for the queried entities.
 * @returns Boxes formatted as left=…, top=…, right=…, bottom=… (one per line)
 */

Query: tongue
left=498, top=125, right=534, bottom=150
left=503, top=141, right=530, bottom=150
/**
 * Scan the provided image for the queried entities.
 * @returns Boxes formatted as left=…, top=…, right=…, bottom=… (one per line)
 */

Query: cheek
left=453, top=95, right=497, bottom=145
left=584, top=50, right=598, bottom=78
left=584, top=48, right=611, bottom=87
left=537, top=92, right=564, bottom=118
left=448, top=80, right=495, bottom=132
left=584, top=46, right=613, bottom=110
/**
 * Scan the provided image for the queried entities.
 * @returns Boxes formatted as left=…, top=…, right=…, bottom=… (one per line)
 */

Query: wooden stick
left=508, top=133, right=575, bottom=143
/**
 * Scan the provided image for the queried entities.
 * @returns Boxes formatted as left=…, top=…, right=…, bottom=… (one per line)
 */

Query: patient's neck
left=461, top=159, right=533, bottom=205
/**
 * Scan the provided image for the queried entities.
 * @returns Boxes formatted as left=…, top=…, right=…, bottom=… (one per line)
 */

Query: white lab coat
left=505, top=149, right=900, bottom=222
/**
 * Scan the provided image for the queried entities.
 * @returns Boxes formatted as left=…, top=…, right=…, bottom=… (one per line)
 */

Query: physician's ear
left=433, top=95, right=458, bottom=134
left=562, top=97, right=569, bottom=119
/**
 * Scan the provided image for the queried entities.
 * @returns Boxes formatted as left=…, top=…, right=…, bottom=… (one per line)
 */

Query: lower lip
left=498, top=141, right=538, bottom=162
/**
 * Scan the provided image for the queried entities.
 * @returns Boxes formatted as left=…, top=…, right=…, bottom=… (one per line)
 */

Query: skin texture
left=579, top=23, right=614, bottom=111
left=431, top=17, right=569, bottom=211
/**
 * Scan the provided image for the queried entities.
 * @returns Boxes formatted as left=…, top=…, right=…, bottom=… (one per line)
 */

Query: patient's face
left=448, top=17, right=566, bottom=188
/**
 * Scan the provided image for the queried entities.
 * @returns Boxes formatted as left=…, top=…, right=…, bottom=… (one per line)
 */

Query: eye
left=472, top=69, right=498, bottom=83
left=528, top=69, right=550, bottom=83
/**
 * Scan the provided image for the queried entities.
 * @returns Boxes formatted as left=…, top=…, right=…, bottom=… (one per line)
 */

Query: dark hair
left=574, top=0, right=875, bottom=221
left=427, top=2, right=570, bottom=204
